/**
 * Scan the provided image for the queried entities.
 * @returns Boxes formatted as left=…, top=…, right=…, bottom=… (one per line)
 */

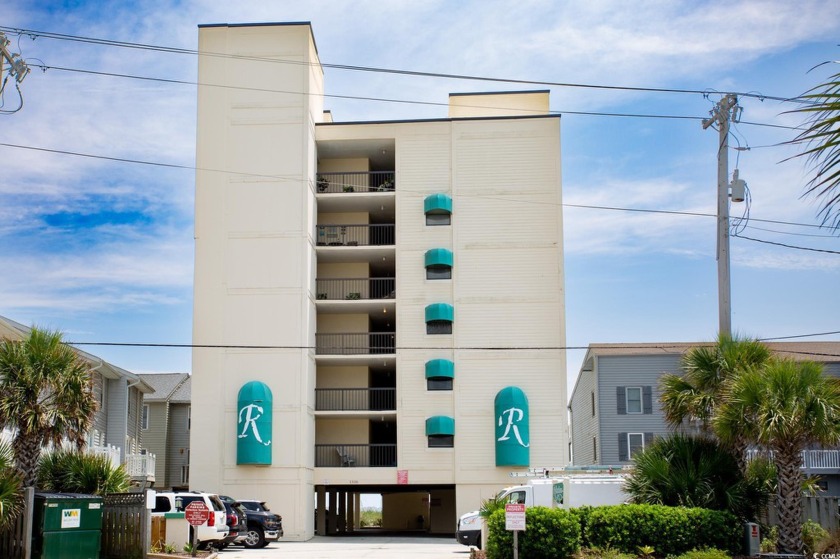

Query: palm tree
left=659, top=334, right=771, bottom=469
left=715, top=358, right=840, bottom=554
left=787, top=62, right=840, bottom=231
left=0, top=442, right=23, bottom=530
left=0, top=328, right=97, bottom=487
left=624, top=433, right=773, bottom=521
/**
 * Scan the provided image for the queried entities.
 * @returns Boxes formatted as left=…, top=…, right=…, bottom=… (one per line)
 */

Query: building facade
left=192, top=22, right=567, bottom=540
left=569, top=342, right=840, bottom=493
left=139, top=373, right=191, bottom=490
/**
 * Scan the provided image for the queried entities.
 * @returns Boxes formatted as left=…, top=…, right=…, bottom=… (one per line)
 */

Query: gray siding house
left=139, top=373, right=191, bottom=490
left=0, top=315, right=156, bottom=485
left=569, top=341, right=840, bottom=492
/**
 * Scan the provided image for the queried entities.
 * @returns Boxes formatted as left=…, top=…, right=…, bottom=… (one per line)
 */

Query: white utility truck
left=456, top=468, right=628, bottom=549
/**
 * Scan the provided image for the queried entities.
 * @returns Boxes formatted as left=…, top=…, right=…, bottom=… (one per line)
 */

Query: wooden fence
left=765, top=496, right=840, bottom=532
left=0, top=487, right=33, bottom=559
left=101, top=492, right=150, bottom=559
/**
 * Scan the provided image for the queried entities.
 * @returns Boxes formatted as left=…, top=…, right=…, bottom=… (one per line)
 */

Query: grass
left=359, top=507, right=382, bottom=528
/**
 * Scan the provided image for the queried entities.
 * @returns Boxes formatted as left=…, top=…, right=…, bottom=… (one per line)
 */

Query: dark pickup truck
left=224, top=498, right=283, bottom=548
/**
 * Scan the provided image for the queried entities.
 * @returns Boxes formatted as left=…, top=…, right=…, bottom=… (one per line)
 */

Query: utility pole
left=702, top=94, right=739, bottom=337
left=0, top=31, right=31, bottom=85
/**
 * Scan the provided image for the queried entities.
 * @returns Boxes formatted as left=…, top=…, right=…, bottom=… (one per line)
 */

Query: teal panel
left=495, top=386, right=530, bottom=467
left=425, top=303, right=454, bottom=323
left=424, top=193, right=453, bottom=214
left=237, top=381, right=273, bottom=465
left=425, top=359, right=455, bottom=379
left=424, top=249, right=453, bottom=268
left=425, top=415, right=455, bottom=436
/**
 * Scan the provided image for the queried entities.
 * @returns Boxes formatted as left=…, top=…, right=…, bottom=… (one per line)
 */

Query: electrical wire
left=732, top=232, right=840, bottom=254
left=1, top=26, right=815, bottom=106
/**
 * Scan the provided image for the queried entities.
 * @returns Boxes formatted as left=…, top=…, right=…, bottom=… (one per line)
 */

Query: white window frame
left=142, top=404, right=149, bottom=430
left=626, top=387, right=643, bottom=414
left=628, top=433, right=645, bottom=457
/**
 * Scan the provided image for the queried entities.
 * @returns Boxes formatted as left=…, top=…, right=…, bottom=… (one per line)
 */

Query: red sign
left=505, top=503, right=526, bottom=531
left=184, top=501, right=210, bottom=526
left=397, top=470, right=408, bottom=485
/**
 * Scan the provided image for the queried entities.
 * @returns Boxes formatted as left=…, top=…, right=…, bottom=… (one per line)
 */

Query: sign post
left=505, top=503, right=526, bottom=559
left=184, top=501, right=210, bottom=557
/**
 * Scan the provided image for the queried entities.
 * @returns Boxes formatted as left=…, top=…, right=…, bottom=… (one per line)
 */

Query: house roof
left=170, top=376, right=191, bottom=404
left=0, top=315, right=154, bottom=393
left=138, top=373, right=190, bottom=402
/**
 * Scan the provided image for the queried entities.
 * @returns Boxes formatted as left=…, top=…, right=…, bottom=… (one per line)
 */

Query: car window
left=209, top=496, right=225, bottom=512
left=153, top=496, right=172, bottom=513
left=240, top=501, right=258, bottom=511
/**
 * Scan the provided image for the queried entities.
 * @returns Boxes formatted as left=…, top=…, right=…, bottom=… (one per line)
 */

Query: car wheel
left=243, top=526, right=265, bottom=549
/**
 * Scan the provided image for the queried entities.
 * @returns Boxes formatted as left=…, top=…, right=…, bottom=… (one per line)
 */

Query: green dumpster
left=32, top=493, right=104, bottom=559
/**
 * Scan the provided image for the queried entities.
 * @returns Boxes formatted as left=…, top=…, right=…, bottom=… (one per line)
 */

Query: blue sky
left=2, top=0, right=840, bottom=398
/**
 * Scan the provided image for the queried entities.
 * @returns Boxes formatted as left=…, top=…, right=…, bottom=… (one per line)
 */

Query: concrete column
left=328, top=490, right=338, bottom=533
left=337, top=490, right=347, bottom=532
left=346, top=492, right=355, bottom=532
left=316, top=486, right=327, bottom=536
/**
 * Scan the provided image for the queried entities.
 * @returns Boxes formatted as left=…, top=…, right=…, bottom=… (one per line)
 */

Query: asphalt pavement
left=217, top=536, right=470, bottom=559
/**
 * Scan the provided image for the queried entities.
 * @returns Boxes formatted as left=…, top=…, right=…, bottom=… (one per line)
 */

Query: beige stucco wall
left=448, top=91, right=550, bottom=118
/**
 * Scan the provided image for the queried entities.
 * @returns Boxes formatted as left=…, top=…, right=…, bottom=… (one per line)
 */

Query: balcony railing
left=316, top=224, right=394, bottom=246
left=88, top=443, right=121, bottom=469
left=316, top=278, right=395, bottom=301
left=315, top=388, right=396, bottom=411
left=315, top=444, right=397, bottom=467
left=316, top=333, right=396, bottom=355
left=746, top=449, right=840, bottom=470
left=316, top=172, right=395, bottom=194
left=126, top=452, right=156, bottom=478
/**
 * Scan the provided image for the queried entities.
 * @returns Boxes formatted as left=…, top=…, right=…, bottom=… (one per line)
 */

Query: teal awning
left=237, top=381, right=273, bottom=466
left=425, top=359, right=455, bottom=379
left=426, top=416, right=455, bottom=436
left=425, top=303, right=454, bottom=323
left=424, top=193, right=453, bottom=215
left=424, top=249, right=453, bottom=268
left=495, top=386, right=530, bottom=467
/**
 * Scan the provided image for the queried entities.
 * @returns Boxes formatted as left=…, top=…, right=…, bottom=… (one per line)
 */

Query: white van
left=152, top=491, right=229, bottom=550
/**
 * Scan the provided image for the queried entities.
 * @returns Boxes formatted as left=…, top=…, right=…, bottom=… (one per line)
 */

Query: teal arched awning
left=425, top=249, right=453, bottom=268
left=237, top=381, right=273, bottom=466
left=495, top=386, right=530, bottom=467
left=426, top=415, right=455, bottom=436
left=425, top=359, right=455, bottom=379
left=425, top=303, right=454, bottom=323
left=424, top=194, right=453, bottom=215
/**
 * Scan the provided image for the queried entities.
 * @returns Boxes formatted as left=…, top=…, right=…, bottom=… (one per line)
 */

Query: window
left=187, top=407, right=191, bottom=430
left=427, top=378, right=453, bottom=391
left=426, top=265, right=451, bottom=280
left=506, top=491, right=527, bottom=505
left=426, top=213, right=451, bottom=226
left=593, top=437, right=598, bottom=461
left=427, top=321, right=452, bottom=335
left=626, top=387, right=642, bottom=414
left=628, top=433, right=645, bottom=457
left=591, top=391, right=596, bottom=416
left=428, top=435, right=454, bottom=448
left=142, top=405, right=149, bottom=430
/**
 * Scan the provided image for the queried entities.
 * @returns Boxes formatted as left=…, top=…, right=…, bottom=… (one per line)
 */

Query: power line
left=732, top=232, right=840, bottom=255
left=2, top=26, right=813, bottom=106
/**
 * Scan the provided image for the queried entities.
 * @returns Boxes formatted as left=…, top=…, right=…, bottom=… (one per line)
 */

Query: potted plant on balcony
left=342, top=185, right=355, bottom=193
left=317, top=177, right=329, bottom=192
left=377, top=178, right=394, bottom=191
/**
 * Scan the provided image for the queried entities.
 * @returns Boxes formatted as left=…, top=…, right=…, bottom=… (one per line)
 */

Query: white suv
left=152, top=491, right=229, bottom=550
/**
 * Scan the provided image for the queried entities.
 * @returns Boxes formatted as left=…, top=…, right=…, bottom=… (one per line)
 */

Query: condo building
left=192, top=22, right=567, bottom=540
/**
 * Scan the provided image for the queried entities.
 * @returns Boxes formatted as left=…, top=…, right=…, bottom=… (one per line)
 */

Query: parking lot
left=217, top=536, right=468, bottom=559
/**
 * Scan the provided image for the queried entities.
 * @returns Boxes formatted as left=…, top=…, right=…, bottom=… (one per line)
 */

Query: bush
left=802, top=519, right=829, bottom=556
left=571, top=506, right=596, bottom=548
left=487, top=506, right=581, bottom=559
left=574, top=547, right=634, bottom=559
left=584, top=505, right=740, bottom=556
left=666, top=548, right=731, bottom=559
left=38, top=449, right=129, bottom=495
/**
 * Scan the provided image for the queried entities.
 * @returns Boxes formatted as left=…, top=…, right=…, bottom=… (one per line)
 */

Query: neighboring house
left=569, top=341, right=840, bottom=493
left=0, top=315, right=156, bottom=485
left=192, top=23, right=567, bottom=540
left=138, top=373, right=191, bottom=490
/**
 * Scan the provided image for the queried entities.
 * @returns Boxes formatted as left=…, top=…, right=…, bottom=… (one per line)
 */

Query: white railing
left=746, top=449, right=840, bottom=470
left=88, top=443, right=121, bottom=469
left=125, top=452, right=156, bottom=479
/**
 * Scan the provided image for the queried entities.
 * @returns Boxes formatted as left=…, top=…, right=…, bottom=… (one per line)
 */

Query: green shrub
left=802, top=519, right=829, bottom=556
left=574, top=547, right=634, bottom=559
left=487, top=506, right=581, bottom=559
left=585, top=505, right=740, bottom=556
left=38, top=449, right=129, bottom=495
left=666, top=548, right=731, bottom=559
left=571, top=506, right=596, bottom=548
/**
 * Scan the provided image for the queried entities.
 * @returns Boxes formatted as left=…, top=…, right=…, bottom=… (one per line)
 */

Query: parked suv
left=219, top=499, right=248, bottom=548
left=221, top=497, right=283, bottom=548
left=152, top=491, right=229, bottom=550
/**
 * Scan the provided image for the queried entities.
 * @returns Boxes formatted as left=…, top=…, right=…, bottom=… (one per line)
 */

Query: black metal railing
left=315, top=388, right=396, bottom=411
left=315, top=333, right=396, bottom=355
left=315, top=278, right=395, bottom=300
left=315, top=444, right=397, bottom=467
left=315, top=224, right=394, bottom=246
left=316, top=172, right=395, bottom=194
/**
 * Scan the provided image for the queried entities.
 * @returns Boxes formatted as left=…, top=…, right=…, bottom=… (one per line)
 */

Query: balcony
left=126, top=452, right=156, bottom=481
left=316, top=224, right=394, bottom=247
left=315, top=443, right=397, bottom=467
left=746, top=449, right=840, bottom=470
left=316, top=172, right=395, bottom=194
left=316, top=333, right=395, bottom=356
left=316, top=278, right=395, bottom=301
left=315, top=388, right=396, bottom=411
left=88, top=443, right=121, bottom=469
